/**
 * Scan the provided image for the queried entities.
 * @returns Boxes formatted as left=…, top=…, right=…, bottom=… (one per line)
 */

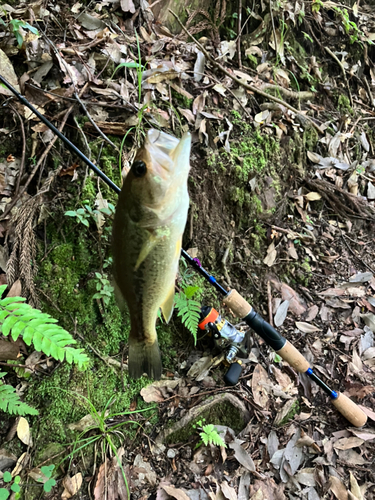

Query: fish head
left=127, top=129, right=191, bottom=212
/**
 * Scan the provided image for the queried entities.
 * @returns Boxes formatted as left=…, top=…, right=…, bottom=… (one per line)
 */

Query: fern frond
left=0, top=285, right=89, bottom=369
left=200, top=424, right=226, bottom=448
left=174, top=287, right=201, bottom=343
left=0, top=382, right=38, bottom=416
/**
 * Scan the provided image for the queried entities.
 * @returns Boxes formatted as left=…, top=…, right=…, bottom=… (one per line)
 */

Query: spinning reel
left=198, top=306, right=248, bottom=386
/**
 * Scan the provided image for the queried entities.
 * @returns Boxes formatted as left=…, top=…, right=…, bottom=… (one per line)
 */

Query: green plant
left=0, top=18, right=39, bottom=47
left=92, top=272, right=114, bottom=307
left=0, top=464, right=56, bottom=499
left=0, top=284, right=88, bottom=368
left=35, top=465, right=56, bottom=493
left=57, top=390, right=153, bottom=500
left=0, top=471, right=21, bottom=500
left=174, top=285, right=201, bottom=343
left=65, top=202, right=115, bottom=229
left=0, top=372, right=39, bottom=415
left=193, top=419, right=226, bottom=448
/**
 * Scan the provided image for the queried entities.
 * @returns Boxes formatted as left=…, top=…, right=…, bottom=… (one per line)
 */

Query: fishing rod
left=0, top=75, right=367, bottom=427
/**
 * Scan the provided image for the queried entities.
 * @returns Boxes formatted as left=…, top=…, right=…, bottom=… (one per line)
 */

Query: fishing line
left=0, top=74, right=367, bottom=427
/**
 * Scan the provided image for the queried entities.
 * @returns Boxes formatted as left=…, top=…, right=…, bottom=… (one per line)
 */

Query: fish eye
left=132, top=160, right=147, bottom=178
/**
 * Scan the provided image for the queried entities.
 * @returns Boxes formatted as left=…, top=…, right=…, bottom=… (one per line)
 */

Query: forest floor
left=1, top=0, right=375, bottom=499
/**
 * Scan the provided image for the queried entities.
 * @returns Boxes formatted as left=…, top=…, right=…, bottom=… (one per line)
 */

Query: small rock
left=0, top=449, right=17, bottom=471
left=167, top=448, right=177, bottom=459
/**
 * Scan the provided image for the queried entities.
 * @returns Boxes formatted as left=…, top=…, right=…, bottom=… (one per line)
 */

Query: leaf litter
left=1, top=0, right=375, bottom=499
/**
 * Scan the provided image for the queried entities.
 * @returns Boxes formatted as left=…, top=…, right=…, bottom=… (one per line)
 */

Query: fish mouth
left=146, top=129, right=191, bottom=175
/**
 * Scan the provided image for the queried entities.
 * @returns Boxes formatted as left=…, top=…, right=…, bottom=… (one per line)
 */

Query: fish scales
left=112, top=129, right=191, bottom=379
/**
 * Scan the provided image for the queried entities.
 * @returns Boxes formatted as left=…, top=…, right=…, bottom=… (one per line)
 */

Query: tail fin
left=128, top=339, right=162, bottom=380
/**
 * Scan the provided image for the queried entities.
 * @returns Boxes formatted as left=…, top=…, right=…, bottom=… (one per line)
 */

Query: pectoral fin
left=160, top=282, right=176, bottom=323
left=134, top=233, right=158, bottom=271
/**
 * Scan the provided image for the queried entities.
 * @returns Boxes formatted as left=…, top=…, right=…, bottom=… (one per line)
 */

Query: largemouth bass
left=112, top=129, right=191, bottom=379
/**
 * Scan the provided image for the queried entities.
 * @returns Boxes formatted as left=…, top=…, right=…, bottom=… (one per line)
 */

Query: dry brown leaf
left=251, top=364, right=271, bottom=408
left=350, top=429, right=375, bottom=441
left=263, top=241, right=277, bottom=267
left=161, top=485, right=191, bottom=500
left=140, top=380, right=180, bottom=402
left=333, top=437, right=364, bottom=450
left=304, top=192, right=322, bottom=201
left=17, top=417, right=32, bottom=446
left=228, top=439, right=256, bottom=472
left=248, top=478, right=286, bottom=500
left=329, top=476, right=348, bottom=500
left=295, top=322, right=321, bottom=333
left=61, top=473, right=83, bottom=499
left=7, top=279, right=22, bottom=297
left=221, top=481, right=237, bottom=500
left=350, top=472, right=363, bottom=500
left=337, top=449, right=368, bottom=465
left=358, top=405, right=375, bottom=421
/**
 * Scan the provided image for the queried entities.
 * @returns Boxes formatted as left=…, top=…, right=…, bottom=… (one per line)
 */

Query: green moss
left=303, top=127, right=319, bottom=152
left=337, top=94, right=353, bottom=115
left=165, top=399, right=246, bottom=444
left=276, top=400, right=300, bottom=426
left=171, top=89, right=193, bottom=109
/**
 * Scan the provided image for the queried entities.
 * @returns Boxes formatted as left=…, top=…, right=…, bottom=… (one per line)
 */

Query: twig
left=169, top=9, right=324, bottom=135
left=237, top=0, right=242, bottom=70
left=8, top=104, right=26, bottom=197
left=325, top=47, right=353, bottom=107
left=341, top=233, right=375, bottom=274
left=362, top=75, right=374, bottom=108
left=267, top=280, right=274, bottom=327
left=73, top=88, right=119, bottom=151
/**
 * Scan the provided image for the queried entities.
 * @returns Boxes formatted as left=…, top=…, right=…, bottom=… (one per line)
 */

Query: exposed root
left=304, top=178, right=375, bottom=220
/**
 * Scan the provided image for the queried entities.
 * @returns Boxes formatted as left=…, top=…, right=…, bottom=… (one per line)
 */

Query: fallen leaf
left=350, top=429, right=375, bottom=441
left=336, top=449, right=368, bottom=465
left=305, top=305, right=319, bottom=322
left=295, top=322, right=321, bottom=333
left=295, top=468, right=316, bottom=486
left=333, top=437, right=364, bottom=450
left=329, top=476, right=348, bottom=500
left=251, top=364, right=272, bottom=408
left=140, top=379, right=180, bottom=402
left=248, top=479, right=285, bottom=500
left=274, top=300, right=289, bottom=327
left=17, top=417, right=32, bottom=446
left=221, top=481, right=237, bottom=500
left=264, top=241, right=277, bottom=267
left=228, top=439, right=256, bottom=472
left=0, top=49, right=20, bottom=96
left=162, top=485, right=191, bottom=500
left=350, top=472, right=364, bottom=500
left=304, top=192, right=322, bottom=201
left=358, top=405, right=375, bottom=421
left=62, top=473, right=83, bottom=499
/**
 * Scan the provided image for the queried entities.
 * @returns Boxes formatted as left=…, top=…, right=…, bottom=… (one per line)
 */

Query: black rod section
left=0, top=75, right=120, bottom=195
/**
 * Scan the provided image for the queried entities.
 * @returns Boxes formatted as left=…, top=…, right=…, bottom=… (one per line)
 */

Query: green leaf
left=10, top=484, right=20, bottom=493
left=65, top=211, right=77, bottom=217
left=43, top=478, right=56, bottom=493
left=3, top=472, right=12, bottom=483
left=0, top=488, right=10, bottom=500
left=41, top=465, right=54, bottom=478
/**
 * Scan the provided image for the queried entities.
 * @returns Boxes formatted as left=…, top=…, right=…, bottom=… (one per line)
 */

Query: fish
left=112, top=129, right=191, bottom=380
